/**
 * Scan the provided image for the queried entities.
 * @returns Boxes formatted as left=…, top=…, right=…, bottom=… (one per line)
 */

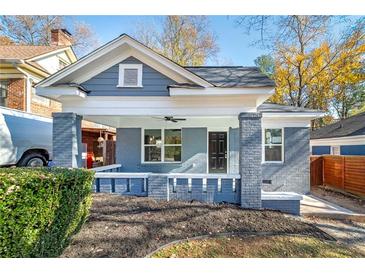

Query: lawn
left=62, top=193, right=330, bottom=257
left=152, top=235, right=365, bottom=258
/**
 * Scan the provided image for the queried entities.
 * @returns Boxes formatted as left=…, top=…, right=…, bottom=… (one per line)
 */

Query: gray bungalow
left=36, top=34, right=323, bottom=215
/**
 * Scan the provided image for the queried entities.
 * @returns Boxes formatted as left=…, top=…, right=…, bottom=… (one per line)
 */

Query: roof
left=311, top=111, right=365, bottom=139
left=185, top=66, right=275, bottom=88
left=36, top=33, right=213, bottom=88
left=0, top=45, right=68, bottom=60
left=258, top=103, right=322, bottom=113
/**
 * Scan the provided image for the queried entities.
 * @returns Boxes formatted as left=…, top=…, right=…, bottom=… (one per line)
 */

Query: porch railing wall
left=93, top=170, right=241, bottom=204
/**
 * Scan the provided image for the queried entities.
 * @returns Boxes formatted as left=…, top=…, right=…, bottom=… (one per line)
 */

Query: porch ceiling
left=82, top=115, right=239, bottom=129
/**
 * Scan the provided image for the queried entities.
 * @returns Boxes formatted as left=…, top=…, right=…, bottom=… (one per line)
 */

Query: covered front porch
left=50, top=110, right=302, bottom=215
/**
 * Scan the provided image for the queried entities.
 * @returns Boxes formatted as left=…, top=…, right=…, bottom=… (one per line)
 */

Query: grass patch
left=152, top=235, right=365, bottom=258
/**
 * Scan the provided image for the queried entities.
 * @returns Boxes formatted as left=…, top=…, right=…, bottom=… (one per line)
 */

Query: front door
left=208, top=132, right=227, bottom=173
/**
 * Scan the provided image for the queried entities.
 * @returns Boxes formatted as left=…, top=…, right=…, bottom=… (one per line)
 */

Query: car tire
left=18, top=153, right=47, bottom=167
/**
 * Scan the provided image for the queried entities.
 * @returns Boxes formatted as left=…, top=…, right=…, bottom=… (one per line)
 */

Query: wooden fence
left=310, top=155, right=365, bottom=197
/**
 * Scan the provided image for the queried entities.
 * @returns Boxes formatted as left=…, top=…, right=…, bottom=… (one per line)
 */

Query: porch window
left=263, top=128, right=283, bottom=162
left=143, top=129, right=182, bottom=163
left=0, top=80, right=8, bottom=107
left=118, top=64, right=143, bottom=88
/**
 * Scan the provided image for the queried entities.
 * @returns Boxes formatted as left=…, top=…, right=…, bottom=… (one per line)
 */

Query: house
left=0, top=29, right=116, bottom=167
left=311, top=111, right=365, bottom=155
left=0, top=29, right=76, bottom=117
left=35, top=34, right=323, bottom=214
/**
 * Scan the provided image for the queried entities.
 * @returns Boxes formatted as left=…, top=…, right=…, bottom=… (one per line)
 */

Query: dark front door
left=209, top=132, right=227, bottom=173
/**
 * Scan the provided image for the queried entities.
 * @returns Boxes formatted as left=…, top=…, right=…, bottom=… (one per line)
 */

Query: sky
left=66, top=16, right=269, bottom=66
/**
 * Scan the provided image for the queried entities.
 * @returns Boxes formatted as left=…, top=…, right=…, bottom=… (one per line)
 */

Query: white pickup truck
left=0, top=106, right=52, bottom=167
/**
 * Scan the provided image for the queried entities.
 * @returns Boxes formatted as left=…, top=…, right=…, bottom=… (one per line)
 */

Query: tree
left=135, top=16, right=218, bottom=66
left=0, top=35, right=14, bottom=45
left=238, top=16, right=365, bottom=125
left=0, top=16, right=99, bottom=56
left=254, top=54, right=275, bottom=78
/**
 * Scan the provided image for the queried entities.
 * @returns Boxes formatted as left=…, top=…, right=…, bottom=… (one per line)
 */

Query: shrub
left=0, top=168, right=94, bottom=257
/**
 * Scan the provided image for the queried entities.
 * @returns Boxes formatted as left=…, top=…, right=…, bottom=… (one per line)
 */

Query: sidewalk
left=301, top=195, right=365, bottom=222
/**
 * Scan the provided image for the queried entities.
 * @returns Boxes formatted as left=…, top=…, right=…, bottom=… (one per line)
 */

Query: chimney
left=51, top=29, right=73, bottom=46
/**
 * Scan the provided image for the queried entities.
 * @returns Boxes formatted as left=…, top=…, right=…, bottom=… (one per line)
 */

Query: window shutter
left=124, top=68, right=139, bottom=86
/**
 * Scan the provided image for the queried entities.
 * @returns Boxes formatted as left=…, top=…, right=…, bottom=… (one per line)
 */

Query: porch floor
left=62, top=193, right=329, bottom=258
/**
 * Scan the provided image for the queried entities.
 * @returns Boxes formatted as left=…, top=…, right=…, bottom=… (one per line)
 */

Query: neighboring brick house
left=0, top=29, right=116, bottom=167
left=0, top=29, right=76, bottom=117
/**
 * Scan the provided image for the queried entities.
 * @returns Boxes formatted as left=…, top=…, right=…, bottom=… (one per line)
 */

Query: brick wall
left=7, top=78, right=25, bottom=111
left=262, top=127, right=310, bottom=194
left=52, top=112, right=83, bottom=168
left=239, top=112, right=262, bottom=209
left=31, top=99, right=61, bottom=118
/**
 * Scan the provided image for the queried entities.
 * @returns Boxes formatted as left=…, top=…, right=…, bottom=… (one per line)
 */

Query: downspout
left=14, top=65, right=32, bottom=113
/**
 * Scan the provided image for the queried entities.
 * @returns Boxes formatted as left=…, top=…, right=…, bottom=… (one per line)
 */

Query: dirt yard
left=61, top=193, right=330, bottom=258
left=311, top=186, right=365, bottom=214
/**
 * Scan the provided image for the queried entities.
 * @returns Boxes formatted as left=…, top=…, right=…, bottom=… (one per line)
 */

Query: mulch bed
left=61, top=193, right=330, bottom=258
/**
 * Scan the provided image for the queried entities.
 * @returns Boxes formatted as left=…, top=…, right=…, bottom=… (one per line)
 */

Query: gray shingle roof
left=311, top=111, right=365, bottom=139
left=258, top=103, right=323, bottom=113
left=184, top=66, right=275, bottom=88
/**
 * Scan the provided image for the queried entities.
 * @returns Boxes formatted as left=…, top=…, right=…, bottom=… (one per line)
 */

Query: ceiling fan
left=152, top=116, right=187, bottom=123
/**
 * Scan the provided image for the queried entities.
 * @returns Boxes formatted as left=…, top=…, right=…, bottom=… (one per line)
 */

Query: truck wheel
left=18, top=153, right=47, bottom=167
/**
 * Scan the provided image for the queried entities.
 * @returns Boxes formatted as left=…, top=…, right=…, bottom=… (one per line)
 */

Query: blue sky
left=67, top=16, right=268, bottom=66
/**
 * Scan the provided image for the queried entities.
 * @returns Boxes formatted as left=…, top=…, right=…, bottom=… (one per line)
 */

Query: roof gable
left=36, top=34, right=213, bottom=88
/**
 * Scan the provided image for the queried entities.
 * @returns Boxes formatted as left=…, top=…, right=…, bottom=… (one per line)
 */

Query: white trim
left=36, top=86, right=86, bottom=99
left=167, top=173, right=240, bottom=179
left=27, top=47, right=75, bottom=62
left=169, top=87, right=274, bottom=96
left=262, top=112, right=324, bottom=119
left=262, top=127, right=284, bottom=164
left=91, top=164, right=122, bottom=172
left=36, top=35, right=212, bottom=88
left=310, top=135, right=365, bottom=146
left=141, top=128, right=182, bottom=164
left=59, top=96, right=256, bottom=117
left=117, top=63, right=143, bottom=88
left=94, top=172, right=149, bottom=179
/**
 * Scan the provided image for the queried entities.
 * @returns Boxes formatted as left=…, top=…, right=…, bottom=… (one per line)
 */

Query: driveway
left=61, top=193, right=329, bottom=258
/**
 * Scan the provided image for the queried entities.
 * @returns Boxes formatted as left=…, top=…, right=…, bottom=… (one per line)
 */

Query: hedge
left=0, top=168, right=95, bottom=257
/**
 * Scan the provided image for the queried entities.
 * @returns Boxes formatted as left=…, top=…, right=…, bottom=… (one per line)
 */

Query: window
left=0, top=81, right=8, bottom=107
left=118, top=64, right=143, bottom=88
left=263, top=128, right=283, bottom=162
left=143, top=129, right=182, bottom=163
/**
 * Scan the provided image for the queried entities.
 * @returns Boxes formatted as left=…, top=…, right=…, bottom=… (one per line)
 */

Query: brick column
left=239, top=112, right=262, bottom=208
left=52, top=112, right=83, bottom=168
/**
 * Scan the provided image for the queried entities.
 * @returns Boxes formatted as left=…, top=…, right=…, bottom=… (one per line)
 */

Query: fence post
left=342, top=156, right=345, bottom=190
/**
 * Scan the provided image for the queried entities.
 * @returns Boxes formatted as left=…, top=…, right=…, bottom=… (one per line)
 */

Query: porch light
left=97, top=131, right=105, bottom=148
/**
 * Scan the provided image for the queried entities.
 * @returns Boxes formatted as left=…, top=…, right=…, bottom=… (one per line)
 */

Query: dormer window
left=118, top=64, right=143, bottom=88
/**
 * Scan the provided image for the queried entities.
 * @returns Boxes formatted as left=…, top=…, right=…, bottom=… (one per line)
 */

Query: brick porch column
left=239, top=112, right=262, bottom=208
left=52, top=112, right=83, bottom=168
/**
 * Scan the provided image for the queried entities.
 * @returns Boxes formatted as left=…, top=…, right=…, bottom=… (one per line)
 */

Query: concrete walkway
left=301, top=195, right=365, bottom=222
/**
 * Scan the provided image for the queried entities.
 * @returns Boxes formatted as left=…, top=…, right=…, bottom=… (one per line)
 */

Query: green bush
left=0, top=168, right=94, bottom=257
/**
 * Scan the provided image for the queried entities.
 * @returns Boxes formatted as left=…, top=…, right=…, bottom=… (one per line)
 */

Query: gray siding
left=116, top=127, right=208, bottom=173
left=262, top=200, right=300, bottom=215
left=82, top=56, right=176, bottom=96
left=262, top=127, right=310, bottom=194
left=116, top=127, right=239, bottom=174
